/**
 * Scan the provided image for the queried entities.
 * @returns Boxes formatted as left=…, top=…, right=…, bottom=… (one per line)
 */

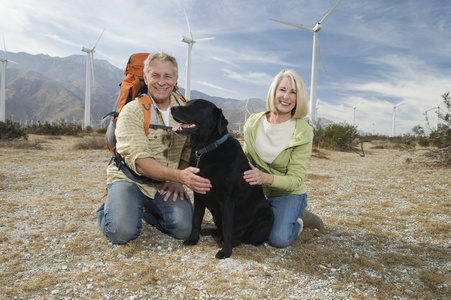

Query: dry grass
left=72, top=134, right=107, bottom=150
left=0, top=135, right=449, bottom=299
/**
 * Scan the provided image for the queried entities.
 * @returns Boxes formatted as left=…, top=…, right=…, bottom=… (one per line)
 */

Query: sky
left=1, top=0, right=451, bottom=135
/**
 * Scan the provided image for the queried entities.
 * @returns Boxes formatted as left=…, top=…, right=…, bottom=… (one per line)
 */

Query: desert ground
left=0, top=134, right=449, bottom=299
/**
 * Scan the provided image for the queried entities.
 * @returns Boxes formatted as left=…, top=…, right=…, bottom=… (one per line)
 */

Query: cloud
left=2, top=0, right=451, bottom=135
left=223, top=69, right=273, bottom=86
left=196, top=81, right=239, bottom=94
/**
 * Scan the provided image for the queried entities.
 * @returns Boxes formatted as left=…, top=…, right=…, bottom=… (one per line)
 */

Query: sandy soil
left=0, top=135, right=449, bottom=299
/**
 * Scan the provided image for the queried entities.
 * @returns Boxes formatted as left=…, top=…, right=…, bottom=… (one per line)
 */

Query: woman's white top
left=255, top=116, right=295, bottom=164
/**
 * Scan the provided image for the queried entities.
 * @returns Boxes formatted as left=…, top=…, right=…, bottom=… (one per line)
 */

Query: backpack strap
left=137, top=93, right=187, bottom=135
left=136, top=94, right=156, bottom=135
left=111, top=149, right=162, bottom=184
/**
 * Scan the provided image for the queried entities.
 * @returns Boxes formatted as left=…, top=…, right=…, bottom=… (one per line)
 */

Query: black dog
left=171, top=99, right=273, bottom=259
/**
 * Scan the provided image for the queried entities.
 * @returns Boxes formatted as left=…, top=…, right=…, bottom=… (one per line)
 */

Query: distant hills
left=1, top=51, right=335, bottom=131
left=0, top=51, right=266, bottom=130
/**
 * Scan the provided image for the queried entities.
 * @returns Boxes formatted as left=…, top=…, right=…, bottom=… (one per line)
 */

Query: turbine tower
left=271, top=0, right=343, bottom=126
left=181, top=9, right=214, bottom=100
left=424, top=97, right=445, bottom=130
left=244, top=98, right=251, bottom=124
left=81, top=29, right=104, bottom=128
left=386, top=100, right=406, bottom=137
left=0, top=34, right=18, bottom=122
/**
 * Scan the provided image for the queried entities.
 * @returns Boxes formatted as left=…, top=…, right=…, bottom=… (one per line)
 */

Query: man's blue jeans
left=97, top=181, right=193, bottom=244
left=267, top=193, right=307, bottom=248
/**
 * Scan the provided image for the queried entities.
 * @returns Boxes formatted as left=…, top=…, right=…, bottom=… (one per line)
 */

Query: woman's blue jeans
left=97, top=181, right=193, bottom=244
left=267, top=193, right=307, bottom=248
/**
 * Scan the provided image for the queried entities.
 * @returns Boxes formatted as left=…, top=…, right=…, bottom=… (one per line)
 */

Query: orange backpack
left=103, top=53, right=186, bottom=183
left=104, top=53, right=186, bottom=153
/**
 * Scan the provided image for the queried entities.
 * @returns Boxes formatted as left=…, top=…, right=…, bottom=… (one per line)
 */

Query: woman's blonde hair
left=266, top=69, right=309, bottom=118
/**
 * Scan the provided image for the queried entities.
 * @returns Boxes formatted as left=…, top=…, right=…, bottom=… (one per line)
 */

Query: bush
left=412, top=92, right=451, bottom=166
left=314, top=122, right=359, bottom=152
left=96, top=127, right=107, bottom=134
left=229, top=130, right=243, bottom=139
left=26, top=120, right=82, bottom=136
left=0, top=120, right=28, bottom=140
left=428, top=124, right=451, bottom=148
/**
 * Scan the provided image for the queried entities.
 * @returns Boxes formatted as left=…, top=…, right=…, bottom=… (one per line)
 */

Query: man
left=97, top=51, right=211, bottom=244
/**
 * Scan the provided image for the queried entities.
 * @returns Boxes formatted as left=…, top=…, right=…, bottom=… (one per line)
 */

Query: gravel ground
left=0, top=135, right=450, bottom=299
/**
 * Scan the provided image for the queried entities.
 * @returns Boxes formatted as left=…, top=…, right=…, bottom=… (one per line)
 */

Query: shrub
left=412, top=92, right=451, bottom=166
left=0, top=120, right=28, bottom=140
left=26, top=120, right=82, bottom=136
left=229, top=130, right=243, bottom=139
left=96, top=127, right=107, bottom=134
left=314, top=122, right=359, bottom=152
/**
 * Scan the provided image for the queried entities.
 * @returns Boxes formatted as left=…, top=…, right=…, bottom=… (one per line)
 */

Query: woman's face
left=274, top=76, right=297, bottom=115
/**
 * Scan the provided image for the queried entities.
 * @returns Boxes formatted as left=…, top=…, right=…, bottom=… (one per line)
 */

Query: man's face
left=144, top=59, right=178, bottom=103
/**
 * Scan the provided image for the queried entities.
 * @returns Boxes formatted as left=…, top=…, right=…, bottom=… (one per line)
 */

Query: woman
left=243, top=69, right=323, bottom=248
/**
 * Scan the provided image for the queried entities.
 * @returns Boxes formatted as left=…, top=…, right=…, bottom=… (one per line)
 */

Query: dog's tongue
left=172, top=123, right=195, bottom=132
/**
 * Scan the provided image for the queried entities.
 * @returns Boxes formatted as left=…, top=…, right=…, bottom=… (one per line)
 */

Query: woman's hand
left=243, top=163, right=273, bottom=186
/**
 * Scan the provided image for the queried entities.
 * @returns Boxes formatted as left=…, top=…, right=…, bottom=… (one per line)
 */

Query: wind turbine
left=424, top=97, right=445, bottom=130
left=244, top=98, right=251, bottom=124
left=81, top=28, right=104, bottom=128
left=386, top=100, right=406, bottom=137
left=181, top=9, right=214, bottom=100
left=351, top=100, right=363, bottom=127
left=1, top=34, right=18, bottom=122
left=271, top=0, right=343, bottom=127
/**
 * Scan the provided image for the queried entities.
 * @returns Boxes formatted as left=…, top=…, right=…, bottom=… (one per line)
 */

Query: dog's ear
left=216, top=108, right=229, bottom=135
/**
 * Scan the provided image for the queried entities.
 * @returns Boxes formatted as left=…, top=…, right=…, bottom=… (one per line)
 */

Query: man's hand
left=136, top=157, right=211, bottom=194
left=178, top=167, right=212, bottom=194
left=159, top=182, right=189, bottom=202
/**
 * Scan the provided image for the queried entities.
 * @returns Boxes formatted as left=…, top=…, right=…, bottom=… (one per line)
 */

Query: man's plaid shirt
left=107, top=94, right=191, bottom=199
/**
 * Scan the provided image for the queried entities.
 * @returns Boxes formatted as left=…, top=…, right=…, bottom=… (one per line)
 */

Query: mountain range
left=0, top=51, right=266, bottom=131
left=1, top=51, right=336, bottom=131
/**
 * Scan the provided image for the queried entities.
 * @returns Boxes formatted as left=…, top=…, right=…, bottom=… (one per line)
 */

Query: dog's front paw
left=183, top=236, right=199, bottom=246
left=215, top=249, right=231, bottom=259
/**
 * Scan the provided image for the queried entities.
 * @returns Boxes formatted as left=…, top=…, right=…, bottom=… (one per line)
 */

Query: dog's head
left=171, top=99, right=229, bottom=148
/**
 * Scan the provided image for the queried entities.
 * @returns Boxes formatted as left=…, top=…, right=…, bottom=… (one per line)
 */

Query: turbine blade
left=384, top=100, right=393, bottom=107
left=395, top=101, right=406, bottom=107
left=316, top=37, right=327, bottom=74
left=195, top=37, right=215, bottom=43
left=320, top=0, right=343, bottom=24
left=184, top=9, right=193, bottom=39
left=2, top=33, right=7, bottom=59
left=93, top=28, right=105, bottom=50
left=270, top=18, right=313, bottom=32
left=354, top=100, right=364, bottom=108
